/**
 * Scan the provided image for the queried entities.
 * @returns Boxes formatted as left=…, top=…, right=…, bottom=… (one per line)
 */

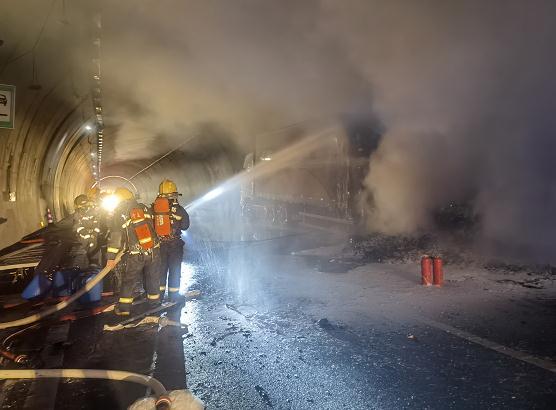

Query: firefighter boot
left=147, top=293, right=161, bottom=308
left=114, top=300, right=132, bottom=316
left=169, top=290, right=186, bottom=304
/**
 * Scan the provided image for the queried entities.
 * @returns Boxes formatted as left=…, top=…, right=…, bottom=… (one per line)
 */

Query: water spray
left=185, top=126, right=335, bottom=211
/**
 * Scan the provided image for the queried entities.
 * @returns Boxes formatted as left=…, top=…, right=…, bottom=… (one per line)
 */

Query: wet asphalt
left=178, top=228, right=556, bottom=409
left=2, top=223, right=555, bottom=409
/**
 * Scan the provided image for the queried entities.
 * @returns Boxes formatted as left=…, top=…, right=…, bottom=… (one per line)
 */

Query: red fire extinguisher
left=421, top=256, right=433, bottom=286
left=433, top=257, right=444, bottom=287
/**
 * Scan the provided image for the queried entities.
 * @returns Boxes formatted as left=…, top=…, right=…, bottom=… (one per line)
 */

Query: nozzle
left=158, top=316, right=188, bottom=332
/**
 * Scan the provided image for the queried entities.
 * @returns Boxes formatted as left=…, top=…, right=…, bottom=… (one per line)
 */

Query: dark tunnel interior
left=1, top=2, right=555, bottom=410
left=0, top=6, right=244, bottom=249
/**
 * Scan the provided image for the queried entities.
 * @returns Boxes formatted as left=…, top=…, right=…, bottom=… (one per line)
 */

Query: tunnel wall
left=0, top=83, right=94, bottom=248
left=0, top=3, right=95, bottom=249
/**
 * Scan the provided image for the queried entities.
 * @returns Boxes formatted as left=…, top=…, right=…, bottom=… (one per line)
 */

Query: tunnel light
left=85, top=125, right=92, bottom=131
left=101, top=194, right=120, bottom=213
left=91, top=153, right=95, bottom=157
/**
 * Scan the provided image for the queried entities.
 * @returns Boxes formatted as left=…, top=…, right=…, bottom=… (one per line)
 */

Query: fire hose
left=0, top=253, right=199, bottom=409
left=0, top=369, right=172, bottom=409
left=0, top=252, right=124, bottom=330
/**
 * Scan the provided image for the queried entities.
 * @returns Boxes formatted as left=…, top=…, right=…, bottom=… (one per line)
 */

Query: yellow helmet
left=159, top=179, right=177, bottom=195
left=87, top=186, right=100, bottom=200
left=114, top=187, right=134, bottom=201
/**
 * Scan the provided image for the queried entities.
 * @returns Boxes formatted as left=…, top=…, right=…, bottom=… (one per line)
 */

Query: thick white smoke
left=321, top=0, right=556, bottom=261
left=101, top=0, right=556, bottom=262
left=4, top=0, right=556, bottom=262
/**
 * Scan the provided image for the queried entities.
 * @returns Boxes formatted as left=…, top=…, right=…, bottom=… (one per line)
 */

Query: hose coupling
left=155, top=395, right=172, bottom=409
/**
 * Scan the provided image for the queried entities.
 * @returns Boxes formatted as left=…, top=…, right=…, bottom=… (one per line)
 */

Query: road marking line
left=418, top=317, right=556, bottom=374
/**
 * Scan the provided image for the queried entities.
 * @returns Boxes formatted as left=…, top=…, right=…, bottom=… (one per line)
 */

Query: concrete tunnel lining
left=0, top=94, right=94, bottom=249
left=1, top=0, right=98, bottom=248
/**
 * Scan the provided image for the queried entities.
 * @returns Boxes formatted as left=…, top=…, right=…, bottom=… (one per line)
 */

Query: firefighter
left=33, top=196, right=88, bottom=277
left=153, top=179, right=190, bottom=301
left=73, top=194, right=102, bottom=267
left=86, top=187, right=110, bottom=263
left=105, top=187, right=161, bottom=316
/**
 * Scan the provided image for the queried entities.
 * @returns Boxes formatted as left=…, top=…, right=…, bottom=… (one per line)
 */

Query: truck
left=240, top=119, right=382, bottom=232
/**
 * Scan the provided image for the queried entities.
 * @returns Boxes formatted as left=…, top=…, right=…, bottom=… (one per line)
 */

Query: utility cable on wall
left=91, top=12, right=103, bottom=183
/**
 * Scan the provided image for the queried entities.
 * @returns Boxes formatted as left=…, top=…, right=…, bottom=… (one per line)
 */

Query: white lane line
left=418, top=317, right=556, bottom=374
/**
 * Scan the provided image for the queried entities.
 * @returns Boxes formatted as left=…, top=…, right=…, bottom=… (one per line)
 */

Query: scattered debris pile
left=313, top=233, right=556, bottom=288
left=348, top=233, right=473, bottom=265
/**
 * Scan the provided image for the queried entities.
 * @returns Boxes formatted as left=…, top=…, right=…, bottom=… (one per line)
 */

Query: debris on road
left=185, top=289, right=201, bottom=299
left=255, top=385, right=273, bottom=407
left=317, top=318, right=334, bottom=330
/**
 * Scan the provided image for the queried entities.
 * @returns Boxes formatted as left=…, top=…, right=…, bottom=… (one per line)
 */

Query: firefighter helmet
left=159, top=179, right=177, bottom=195
left=115, top=187, right=134, bottom=201
left=74, top=194, right=90, bottom=209
left=87, top=186, right=100, bottom=200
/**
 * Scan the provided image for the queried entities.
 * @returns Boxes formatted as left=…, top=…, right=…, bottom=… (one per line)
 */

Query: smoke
left=98, top=0, right=375, bottom=160
left=4, top=0, right=556, bottom=261
left=99, top=0, right=556, bottom=262
left=320, top=0, right=556, bottom=262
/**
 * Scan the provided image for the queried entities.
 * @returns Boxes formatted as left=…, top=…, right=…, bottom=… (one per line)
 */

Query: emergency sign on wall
left=0, top=84, right=15, bottom=129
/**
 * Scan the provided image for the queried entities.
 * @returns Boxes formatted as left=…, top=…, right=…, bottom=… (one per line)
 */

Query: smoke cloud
left=4, top=0, right=556, bottom=262
left=335, top=0, right=556, bottom=262
left=98, top=0, right=376, bottom=160
left=89, top=0, right=556, bottom=262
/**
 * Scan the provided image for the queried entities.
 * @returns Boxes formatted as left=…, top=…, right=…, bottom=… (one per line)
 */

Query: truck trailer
left=240, top=119, right=382, bottom=232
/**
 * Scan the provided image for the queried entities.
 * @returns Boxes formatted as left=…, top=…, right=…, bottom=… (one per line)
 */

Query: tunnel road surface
left=178, top=227, right=556, bottom=409
left=2, top=224, right=554, bottom=409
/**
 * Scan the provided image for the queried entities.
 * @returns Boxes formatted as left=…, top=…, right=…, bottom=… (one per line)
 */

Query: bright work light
left=101, top=194, right=120, bottom=213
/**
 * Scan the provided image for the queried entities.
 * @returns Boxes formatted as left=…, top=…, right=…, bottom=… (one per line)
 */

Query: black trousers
left=118, top=248, right=161, bottom=313
left=159, top=238, right=184, bottom=296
